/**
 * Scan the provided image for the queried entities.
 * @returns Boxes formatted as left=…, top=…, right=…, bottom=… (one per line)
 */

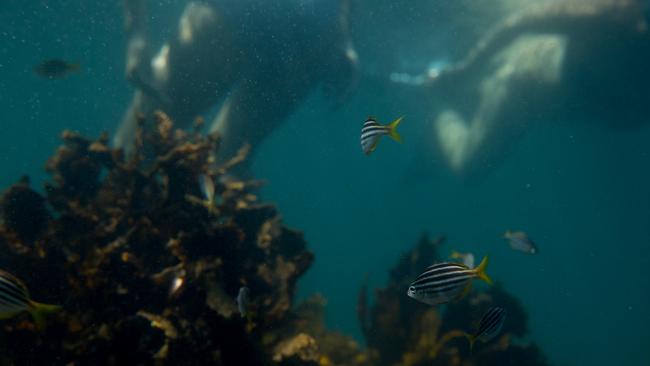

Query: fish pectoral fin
left=368, top=138, right=381, bottom=154
left=454, top=281, right=473, bottom=302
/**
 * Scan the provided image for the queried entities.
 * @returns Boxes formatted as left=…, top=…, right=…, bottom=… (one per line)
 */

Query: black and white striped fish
left=360, top=116, right=403, bottom=155
left=407, top=256, right=492, bottom=306
left=466, top=306, right=507, bottom=352
left=0, top=269, right=61, bottom=329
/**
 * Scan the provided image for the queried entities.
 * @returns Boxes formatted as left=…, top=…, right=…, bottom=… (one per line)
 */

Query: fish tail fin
left=68, top=63, right=81, bottom=71
left=474, top=256, right=493, bottom=285
left=29, top=301, right=61, bottom=330
left=450, top=250, right=461, bottom=259
left=387, top=116, right=403, bottom=143
left=465, top=333, right=476, bottom=354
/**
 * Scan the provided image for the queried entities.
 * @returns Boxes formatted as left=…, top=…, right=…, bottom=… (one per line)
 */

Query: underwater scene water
left=1, top=1, right=649, bottom=365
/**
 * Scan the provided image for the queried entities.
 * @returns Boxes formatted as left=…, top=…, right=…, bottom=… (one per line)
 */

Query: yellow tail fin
left=30, top=301, right=62, bottom=331
left=387, top=116, right=403, bottom=143
left=474, top=256, right=493, bottom=285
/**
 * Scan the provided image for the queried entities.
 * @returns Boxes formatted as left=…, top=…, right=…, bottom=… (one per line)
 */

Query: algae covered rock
left=0, top=112, right=320, bottom=365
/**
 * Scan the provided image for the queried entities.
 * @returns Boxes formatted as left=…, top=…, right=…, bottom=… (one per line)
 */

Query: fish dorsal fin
left=425, top=262, right=468, bottom=270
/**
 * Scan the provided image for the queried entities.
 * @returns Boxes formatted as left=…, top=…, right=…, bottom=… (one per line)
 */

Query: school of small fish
left=404, top=228, right=538, bottom=352
left=358, top=115, right=536, bottom=352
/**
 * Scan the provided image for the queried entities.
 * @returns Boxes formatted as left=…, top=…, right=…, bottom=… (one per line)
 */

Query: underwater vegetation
left=0, top=112, right=316, bottom=365
left=0, top=112, right=550, bottom=365
left=358, top=235, right=549, bottom=366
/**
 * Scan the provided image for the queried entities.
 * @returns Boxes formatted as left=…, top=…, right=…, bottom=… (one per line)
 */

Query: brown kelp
left=358, top=234, right=550, bottom=366
left=0, top=111, right=328, bottom=365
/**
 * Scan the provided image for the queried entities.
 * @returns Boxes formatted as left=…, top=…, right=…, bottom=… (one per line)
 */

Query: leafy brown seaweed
left=0, top=112, right=319, bottom=365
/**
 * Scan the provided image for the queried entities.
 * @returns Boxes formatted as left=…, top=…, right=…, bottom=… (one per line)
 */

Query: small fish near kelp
left=465, top=306, right=507, bottom=353
left=199, top=174, right=218, bottom=214
left=0, top=269, right=61, bottom=330
left=185, top=174, right=219, bottom=214
left=236, top=286, right=255, bottom=332
left=503, top=230, right=538, bottom=255
left=407, top=256, right=493, bottom=306
left=360, top=116, right=403, bottom=155
left=34, top=59, right=80, bottom=79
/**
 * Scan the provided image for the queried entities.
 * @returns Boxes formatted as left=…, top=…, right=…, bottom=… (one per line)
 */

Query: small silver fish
left=198, top=174, right=218, bottom=213
left=466, top=307, right=507, bottom=352
left=450, top=250, right=475, bottom=268
left=169, top=270, right=186, bottom=298
left=236, top=286, right=251, bottom=318
left=360, top=116, right=403, bottom=155
left=407, top=256, right=492, bottom=306
left=199, top=174, right=215, bottom=203
left=503, top=230, right=538, bottom=254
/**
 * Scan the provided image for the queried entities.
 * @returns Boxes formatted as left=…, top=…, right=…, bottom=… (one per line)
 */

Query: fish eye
left=408, top=286, right=415, bottom=293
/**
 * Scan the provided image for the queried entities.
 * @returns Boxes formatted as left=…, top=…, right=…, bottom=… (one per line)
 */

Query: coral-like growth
left=358, top=233, right=550, bottom=366
left=0, top=112, right=322, bottom=365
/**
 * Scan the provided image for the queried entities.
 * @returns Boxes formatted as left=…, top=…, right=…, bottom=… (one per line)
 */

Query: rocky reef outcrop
left=0, top=112, right=552, bottom=365
left=0, top=112, right=320, bottom=365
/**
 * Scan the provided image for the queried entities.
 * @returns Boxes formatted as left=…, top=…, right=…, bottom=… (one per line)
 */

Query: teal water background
left=1, top=2, right=649, bottom=366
